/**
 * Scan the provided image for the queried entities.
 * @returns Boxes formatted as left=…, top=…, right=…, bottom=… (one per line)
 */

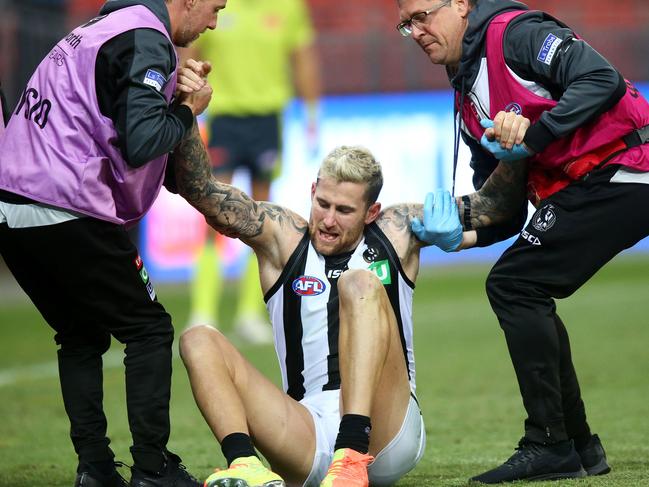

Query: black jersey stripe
left=281, top=234, right=310, bottom=401
left=322, top=276, right=341, bottom=391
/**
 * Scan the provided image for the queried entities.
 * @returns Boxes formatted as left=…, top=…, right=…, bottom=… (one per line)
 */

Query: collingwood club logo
left=532, top=204, right=557, bottom=232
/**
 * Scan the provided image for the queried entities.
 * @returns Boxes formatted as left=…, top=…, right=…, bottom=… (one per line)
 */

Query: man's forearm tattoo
left=172, top=124, right=306, bottom=239
left=458, top=160, right=528, bottom=230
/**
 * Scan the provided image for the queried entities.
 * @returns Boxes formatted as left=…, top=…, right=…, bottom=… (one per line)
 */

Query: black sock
left=334, top=414, right=371, bottom=454
left=221, top=432, right=258, bottom=466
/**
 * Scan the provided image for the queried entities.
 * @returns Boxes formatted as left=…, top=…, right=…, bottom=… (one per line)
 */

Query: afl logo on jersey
left=292, top=275, right=326, bottom=296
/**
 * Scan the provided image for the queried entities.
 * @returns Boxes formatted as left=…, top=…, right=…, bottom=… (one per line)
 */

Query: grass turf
left=0, top=254, right=648, bottom=486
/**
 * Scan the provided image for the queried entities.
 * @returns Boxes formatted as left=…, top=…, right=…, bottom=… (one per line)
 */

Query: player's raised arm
left=171, top=122, right=307, bottom=253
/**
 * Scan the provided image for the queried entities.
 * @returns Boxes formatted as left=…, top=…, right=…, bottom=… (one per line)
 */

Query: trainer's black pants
left=0, top=217, right=174, bottom=472
left=486, top=165, right=649, bottom=444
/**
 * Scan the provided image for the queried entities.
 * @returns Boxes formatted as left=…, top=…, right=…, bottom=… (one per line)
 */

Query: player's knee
left=179, top=324, right=222, bottom=364
left=338, top=268, right=382, bottom=302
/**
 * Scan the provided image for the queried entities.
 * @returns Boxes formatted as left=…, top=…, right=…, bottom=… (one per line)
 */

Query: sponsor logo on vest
left=14, top=87, right=51, bottom=129
left=64, top=32, right=83, bottom=49
left=369, top=259, right=391, bottom=285
left=48, top=48, right=65, bottom=67
left=537, top=33, right=562, bottom=66
left=520, top=229, right=541, bottom=246
left=532, top=204, right=557, bottom=232
left=143, top=69, right=167, bottom=92
left=292, top=275, right=326, bottom=296
left=505, top=102, right=522, bottom=115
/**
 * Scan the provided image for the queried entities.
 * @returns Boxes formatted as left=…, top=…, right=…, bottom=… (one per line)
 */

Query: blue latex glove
left=480, top=119, right=531, bottom=161
left=411, top=189, right=463, bottom=252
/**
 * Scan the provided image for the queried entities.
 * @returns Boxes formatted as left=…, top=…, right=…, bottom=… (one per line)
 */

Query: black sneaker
left=130, top=452, right=200, bottom=487
left=74, top=462, right=129, bottom=487
left=469, top=438, right=587, bottom=484
left=576, top=434, right=611, bottom=476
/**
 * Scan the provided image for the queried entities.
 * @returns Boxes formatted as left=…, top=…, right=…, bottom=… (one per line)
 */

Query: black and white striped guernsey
left=264, top=222, right=416, bottom=401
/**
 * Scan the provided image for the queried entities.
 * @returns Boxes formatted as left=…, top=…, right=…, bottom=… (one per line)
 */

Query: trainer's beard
left=175, top=26, right=199, bottom=48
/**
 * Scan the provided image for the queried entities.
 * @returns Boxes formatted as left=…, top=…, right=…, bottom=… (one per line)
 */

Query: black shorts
left=207, top=113, right=281, bottom=182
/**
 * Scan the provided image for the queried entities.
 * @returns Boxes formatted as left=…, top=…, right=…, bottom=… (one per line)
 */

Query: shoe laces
left=326, top=453, right=368, bottom=479
left=164, top=454, right=199, bottom=482
left=505, top=440, right=545, bottom=466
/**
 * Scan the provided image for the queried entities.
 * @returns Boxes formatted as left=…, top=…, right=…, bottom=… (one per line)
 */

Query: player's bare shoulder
left=258, top=202, right=308, bottom=241
left=376, top=203, right=423, bottom=257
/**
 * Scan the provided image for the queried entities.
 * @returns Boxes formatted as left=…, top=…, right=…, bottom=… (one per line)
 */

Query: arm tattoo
left=377, top=204, right=422, bottom=244
left=171, top=123, right=307, bottom=239
left=458, top=160, right=528, bottom=230
left=258, top=202, right=308, bottom=234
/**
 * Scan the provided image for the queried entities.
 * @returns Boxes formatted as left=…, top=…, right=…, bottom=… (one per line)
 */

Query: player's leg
left=180, top=325, right=317, bottom=486
left=320, top=269, right=420, bottom=486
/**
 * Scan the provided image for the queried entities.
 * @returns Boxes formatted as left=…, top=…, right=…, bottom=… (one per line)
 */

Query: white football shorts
left=300, top=391, right=425, bottom=486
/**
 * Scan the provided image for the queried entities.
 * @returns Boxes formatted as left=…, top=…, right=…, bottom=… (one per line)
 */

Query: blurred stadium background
left=1, top=1, right=649, bottom=486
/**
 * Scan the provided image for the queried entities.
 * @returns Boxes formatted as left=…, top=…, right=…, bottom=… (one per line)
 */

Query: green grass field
left=1, top=254, right=648, bottom=486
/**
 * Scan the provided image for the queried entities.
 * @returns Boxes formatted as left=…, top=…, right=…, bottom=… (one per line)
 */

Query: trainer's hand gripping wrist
left=410, top=189, right=463, bottom=252
left=480, top=119, right=531, bottom=161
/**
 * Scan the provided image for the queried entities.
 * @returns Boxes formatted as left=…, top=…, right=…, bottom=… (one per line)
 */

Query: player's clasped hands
left=411, top=189, right=463, bottom=252
left=480, top=110, right=533, bottom=161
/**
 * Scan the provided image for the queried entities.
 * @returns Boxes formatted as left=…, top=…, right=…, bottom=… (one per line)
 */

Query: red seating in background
left=307, top=0, right=649, bottom=94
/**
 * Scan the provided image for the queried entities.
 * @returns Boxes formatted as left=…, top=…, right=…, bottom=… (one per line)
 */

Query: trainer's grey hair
left=317, top=146, right=384, bottom=206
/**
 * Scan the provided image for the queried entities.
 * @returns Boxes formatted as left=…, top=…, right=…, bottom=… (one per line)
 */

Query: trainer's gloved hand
left=411, top=189, right=463, bottom=252
left=480, top=119, right=531, bottom=161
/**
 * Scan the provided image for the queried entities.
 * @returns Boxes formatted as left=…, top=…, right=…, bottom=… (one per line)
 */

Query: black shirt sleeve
left=503, top=12, right=626, bottom=154
left=95, top=28, right=194, bottom=167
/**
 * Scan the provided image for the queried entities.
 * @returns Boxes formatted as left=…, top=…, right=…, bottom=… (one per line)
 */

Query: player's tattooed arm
left=377, top=204, right=424, bottom=253
left=376, top=203, right=427, bottom=281
left=171, top=123, right=307, bottom=240
left=457, top=159, right=528, bottom=230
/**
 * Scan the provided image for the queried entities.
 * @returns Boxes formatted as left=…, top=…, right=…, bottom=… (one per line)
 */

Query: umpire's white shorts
left=300, top=390, right=426, bottom=486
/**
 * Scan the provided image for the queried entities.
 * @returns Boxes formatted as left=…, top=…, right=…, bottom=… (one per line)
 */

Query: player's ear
left=365, top=201, right=381, bottom=224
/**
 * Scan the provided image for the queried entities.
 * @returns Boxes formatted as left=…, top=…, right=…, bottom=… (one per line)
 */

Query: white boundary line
left=0, top=350, right=124, bottom=388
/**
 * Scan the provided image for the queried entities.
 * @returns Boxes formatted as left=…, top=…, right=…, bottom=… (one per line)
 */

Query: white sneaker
left=234, top=316, right=273, bottom=345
